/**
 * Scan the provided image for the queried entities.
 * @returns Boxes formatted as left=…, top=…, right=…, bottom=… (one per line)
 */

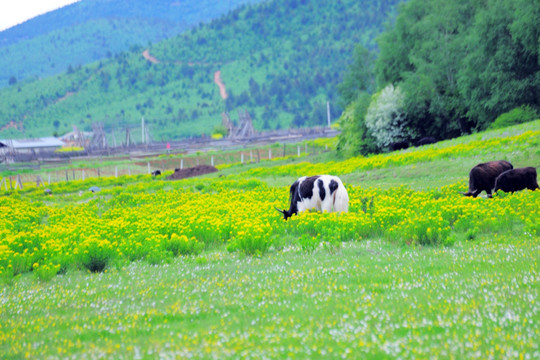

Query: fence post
left=181, top=159, right=184, bottom=169
left=82, top=169, right=85, bottom=181
left=268, top=149, right=272, bottom=160
left=98, top=168, right=101, bottom=177
left=250, top=151, right=253, bottom=162
left=147, top=162, right=151, bottom=174
left=115, top=166, right=118, bottom=178
left=241, top=153, right=244, bottom=164
left=16, top=175, right=23, bottom=189
left=283, top=143, right=286, bottom=157
left=211, top=156, right=214, bottom=166
left=297, top=145, right=301, bottom=157
left=48, top=173, right=51, bottom=185
left=65, top=170, right=69, bottom=182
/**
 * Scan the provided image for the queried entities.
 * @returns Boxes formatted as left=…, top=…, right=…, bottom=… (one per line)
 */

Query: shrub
left=165, top=234, right=204, bottom=256
left=365, top=84, right=411, bottom=150
left=489, top=105, right=539, bottom=130
left=336, top=92, right=377, bottom=157
left=33, top=262, right=61, bottom=281
left=299, top=234, right=320, bottom=253
left=77, top=238, right=115, bottom=272
left=227, top=231, right=270, bottom=256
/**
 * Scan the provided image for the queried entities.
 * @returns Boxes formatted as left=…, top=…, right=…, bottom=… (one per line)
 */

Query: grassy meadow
left=1, top=121, right=539, bottom=359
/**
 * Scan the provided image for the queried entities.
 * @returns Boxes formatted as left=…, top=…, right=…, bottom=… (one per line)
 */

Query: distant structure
left=59, top=126, right=91, bottom=148
left=221, top=109, right=256, bottom=139
left=0, top=137, right=65, bottom=163
left=89, top=122, right=108, bottom=150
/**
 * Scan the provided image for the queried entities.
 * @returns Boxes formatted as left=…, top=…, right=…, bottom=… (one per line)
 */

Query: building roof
left=0, top=137, right=65, bottom=149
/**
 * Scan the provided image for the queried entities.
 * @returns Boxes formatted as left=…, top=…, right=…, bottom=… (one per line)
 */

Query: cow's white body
left=277, top=175, right=349, bottom=220
left=295, top=175, right=349, bottom=213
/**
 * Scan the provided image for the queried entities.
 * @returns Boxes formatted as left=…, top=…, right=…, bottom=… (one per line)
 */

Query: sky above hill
left=0, top=0, right=80, bottom=31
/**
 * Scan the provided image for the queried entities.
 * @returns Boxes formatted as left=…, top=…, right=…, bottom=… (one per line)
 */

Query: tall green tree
left=337, top=45, right=376, bottom=107
left=459, top=0, right=540, bottom=129
left=369, top=0, right=539, bottom=145
left=336, top=92, right=377, bottom=157
left=377, top=0, right=478, bottom=138
left=337, top=44, right=377, bottom=156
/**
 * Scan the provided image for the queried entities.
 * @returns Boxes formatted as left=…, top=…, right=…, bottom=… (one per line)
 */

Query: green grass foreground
left=1, top=238, right=538, bottom=359
left=1, top=121, right=540, bottom=359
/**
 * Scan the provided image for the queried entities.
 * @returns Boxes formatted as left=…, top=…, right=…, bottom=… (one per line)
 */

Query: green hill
left=0, top=0, right=403, bottom=141
left=0, top=0, right=266, bottom=86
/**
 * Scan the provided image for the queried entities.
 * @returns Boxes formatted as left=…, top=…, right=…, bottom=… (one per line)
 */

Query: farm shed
left=0, top=137, right=65, bottom=153
left=0, top=137, right=65, bottom=163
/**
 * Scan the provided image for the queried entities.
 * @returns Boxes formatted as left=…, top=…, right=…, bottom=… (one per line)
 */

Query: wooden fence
left=1, top=143, right=329, bottom=190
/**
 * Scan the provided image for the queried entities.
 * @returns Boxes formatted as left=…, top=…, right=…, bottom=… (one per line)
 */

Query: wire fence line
left=1, top=143, right=329, bottom=190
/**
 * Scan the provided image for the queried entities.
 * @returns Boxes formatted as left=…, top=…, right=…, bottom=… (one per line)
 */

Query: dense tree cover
left=0, top=0, right=402, bottom=141
left=0, top=0, right=266, bottom=86
left=338, top=0, right=540, bottom=156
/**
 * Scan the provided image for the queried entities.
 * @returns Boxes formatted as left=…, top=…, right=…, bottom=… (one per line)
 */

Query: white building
left=0, top=137, right=65, bottom=162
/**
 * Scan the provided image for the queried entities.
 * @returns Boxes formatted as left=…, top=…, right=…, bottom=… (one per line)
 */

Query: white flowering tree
left=365, top=84, right=411, bottom=150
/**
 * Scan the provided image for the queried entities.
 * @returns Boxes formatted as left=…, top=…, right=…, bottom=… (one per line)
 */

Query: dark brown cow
left=494, top=167, right=539, bottom=194
left=415, top=137, right=437, bottom=147
left=463, top=160, right=513, bottom=198
left=389, top=141, right=409, bottom=151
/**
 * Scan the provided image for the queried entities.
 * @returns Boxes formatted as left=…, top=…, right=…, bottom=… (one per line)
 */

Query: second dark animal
left=463, top=160, right=513, bottom=198
left=494, top=167, right=539, bottom=194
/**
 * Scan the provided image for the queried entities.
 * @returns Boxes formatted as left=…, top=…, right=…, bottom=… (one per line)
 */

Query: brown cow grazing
left=494, top=167, right=539, bottom=194
left=389, top=141, right=409, bottom=151
left=463, top=160, right=513, bottom=198
left=415, top=137, right=437, bottom=147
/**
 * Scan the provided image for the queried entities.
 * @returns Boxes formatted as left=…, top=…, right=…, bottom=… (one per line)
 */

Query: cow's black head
left=275, top=207, right=293, bottom=220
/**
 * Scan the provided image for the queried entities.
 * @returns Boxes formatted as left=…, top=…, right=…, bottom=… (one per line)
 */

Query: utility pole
left=141, top=117, right=145, bottom=144
left=327, top=101, right=331, bottom=128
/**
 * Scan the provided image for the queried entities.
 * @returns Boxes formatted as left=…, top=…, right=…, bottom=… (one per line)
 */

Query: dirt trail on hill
left=213, top=70, right=228, bottom=99
left=142, top=49, right=228, bottom=100
left=142, top=49, right=160, bottom=64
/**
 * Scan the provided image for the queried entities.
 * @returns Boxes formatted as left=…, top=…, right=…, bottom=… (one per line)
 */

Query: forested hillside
left=337, top=0, right=540, bottom=156
left=0, top=0, right=266, bottom=87
left=0, top=0, right=402, bottom=141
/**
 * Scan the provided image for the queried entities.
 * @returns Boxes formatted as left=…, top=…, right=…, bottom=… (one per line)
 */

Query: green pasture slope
left=1, top=121, right=540, bottom=359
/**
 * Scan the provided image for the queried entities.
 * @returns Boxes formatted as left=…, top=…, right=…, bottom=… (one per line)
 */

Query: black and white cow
left=275, top=175, right=349, bottom=220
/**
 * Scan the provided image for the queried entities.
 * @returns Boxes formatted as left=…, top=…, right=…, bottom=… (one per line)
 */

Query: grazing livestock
left=462, top=160, right=513, bottom=198
left=494, top=167, right=539, bottom=194
left=275, top=175, right=349, bottom=220
left=389, top=141, right=409, bottom=151
left=152, top=170, right=162, bottom=176
left=415, top=137, right=437, bottom=147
